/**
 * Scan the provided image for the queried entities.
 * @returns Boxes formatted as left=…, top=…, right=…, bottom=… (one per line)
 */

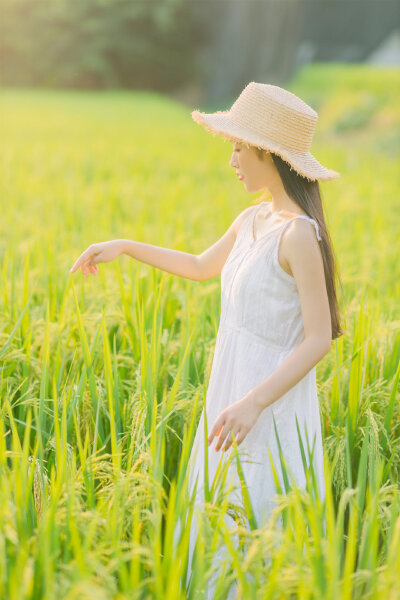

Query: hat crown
left=229, top=82, right=318, bottom=153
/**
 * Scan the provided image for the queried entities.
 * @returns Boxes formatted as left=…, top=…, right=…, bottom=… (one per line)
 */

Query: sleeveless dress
left=178, top=201, right=326, bottom=598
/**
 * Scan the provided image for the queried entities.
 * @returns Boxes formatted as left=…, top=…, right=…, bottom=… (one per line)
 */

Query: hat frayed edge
left=191, top=110, right=340, bottom=183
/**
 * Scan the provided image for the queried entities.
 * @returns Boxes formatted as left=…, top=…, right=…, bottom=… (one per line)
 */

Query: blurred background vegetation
left=1, top=0, right=399, bottom=105
left=0, top=0, right=205, bottom=91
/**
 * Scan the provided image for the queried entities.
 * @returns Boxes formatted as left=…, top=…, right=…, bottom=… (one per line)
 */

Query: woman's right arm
left=195, top=205, right=253, bottom=280
left=70, top=206, right=253, bottom=281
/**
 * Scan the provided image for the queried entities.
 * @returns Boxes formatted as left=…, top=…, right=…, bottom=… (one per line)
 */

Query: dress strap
left=278, top=214, right=321, bottom=241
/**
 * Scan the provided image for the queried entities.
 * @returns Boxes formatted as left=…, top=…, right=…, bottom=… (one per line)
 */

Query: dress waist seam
left=220, top=321, right=289, bottom=353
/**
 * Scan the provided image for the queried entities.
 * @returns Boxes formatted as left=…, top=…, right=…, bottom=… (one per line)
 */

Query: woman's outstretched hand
left=69, top=240, right=125, bottom=277
left=208, top=392, right=263, bottom=453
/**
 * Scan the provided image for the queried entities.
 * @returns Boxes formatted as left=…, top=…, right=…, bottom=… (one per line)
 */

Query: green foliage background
left=0, top=0, right=205, bottom=90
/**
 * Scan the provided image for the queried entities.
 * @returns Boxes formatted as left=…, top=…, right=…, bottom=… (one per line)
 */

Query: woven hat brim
left=192, top=110, right=340, bottom=182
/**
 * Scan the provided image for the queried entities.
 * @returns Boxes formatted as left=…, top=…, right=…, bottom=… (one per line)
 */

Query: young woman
left=70, top=82, right=343, bottom=595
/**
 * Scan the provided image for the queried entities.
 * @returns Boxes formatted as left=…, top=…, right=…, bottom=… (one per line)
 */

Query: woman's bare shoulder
left=279, top=217, right=322, bottom=274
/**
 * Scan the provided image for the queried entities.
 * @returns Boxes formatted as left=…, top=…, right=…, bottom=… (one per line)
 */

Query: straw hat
left=191, top=82, right=340, bottom=182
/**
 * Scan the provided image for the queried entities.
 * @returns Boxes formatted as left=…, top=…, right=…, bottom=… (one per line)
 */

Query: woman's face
left=229, top=141, right=276, bottom=193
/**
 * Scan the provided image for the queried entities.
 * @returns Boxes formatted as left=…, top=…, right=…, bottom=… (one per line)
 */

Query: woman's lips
left=237, top=174, right=244, bottom=181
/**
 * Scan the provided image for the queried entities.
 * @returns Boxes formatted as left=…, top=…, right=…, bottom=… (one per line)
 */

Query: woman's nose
left=229, top=154, right=237, bottom=168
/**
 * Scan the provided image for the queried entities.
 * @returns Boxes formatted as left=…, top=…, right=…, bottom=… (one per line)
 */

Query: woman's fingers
left=87, top=255, right=100, bottom=267
left=214, top=423, right=231, bottom=451
left=70, top=253, right=92, bottom=273
left=70, top=246, right=98, bottom=274
left=221, top=433, right=233, bottom=452
left=208, top=423, right=223, bottom=446
left=222, top=430, right=241, bottom=452
left=80, top=263, right=90, bottom=277
left=78, top=261, right=98, bottom=277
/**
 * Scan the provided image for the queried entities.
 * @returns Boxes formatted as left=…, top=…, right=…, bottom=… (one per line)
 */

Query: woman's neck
left=269, top=194, right=303, bottom=216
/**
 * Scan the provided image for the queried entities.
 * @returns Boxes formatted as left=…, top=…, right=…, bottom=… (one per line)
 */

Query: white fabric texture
left=181, top=201, right=326, bottom=598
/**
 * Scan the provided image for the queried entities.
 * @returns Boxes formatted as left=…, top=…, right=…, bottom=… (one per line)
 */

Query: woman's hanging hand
left=69, top=240, right=126, bottom=277
left=208, top=392, right=263, bottom=452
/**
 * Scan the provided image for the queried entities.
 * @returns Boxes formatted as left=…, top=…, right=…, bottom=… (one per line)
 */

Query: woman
left=70, top=82, right=343, bottom=596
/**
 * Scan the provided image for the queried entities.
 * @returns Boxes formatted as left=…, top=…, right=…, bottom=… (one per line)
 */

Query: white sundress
left=178, top=200, right=326, bottom=597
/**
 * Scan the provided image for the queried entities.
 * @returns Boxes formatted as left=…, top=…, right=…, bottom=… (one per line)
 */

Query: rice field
left=0, top=63, right=400, bottom=599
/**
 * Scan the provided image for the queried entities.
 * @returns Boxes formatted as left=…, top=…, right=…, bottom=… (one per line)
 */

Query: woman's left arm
left=208, top=219, right=332, bottom=452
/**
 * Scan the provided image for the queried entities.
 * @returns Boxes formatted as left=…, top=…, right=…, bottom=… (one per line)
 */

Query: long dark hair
left=255, top=148, right=344, bottom=340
